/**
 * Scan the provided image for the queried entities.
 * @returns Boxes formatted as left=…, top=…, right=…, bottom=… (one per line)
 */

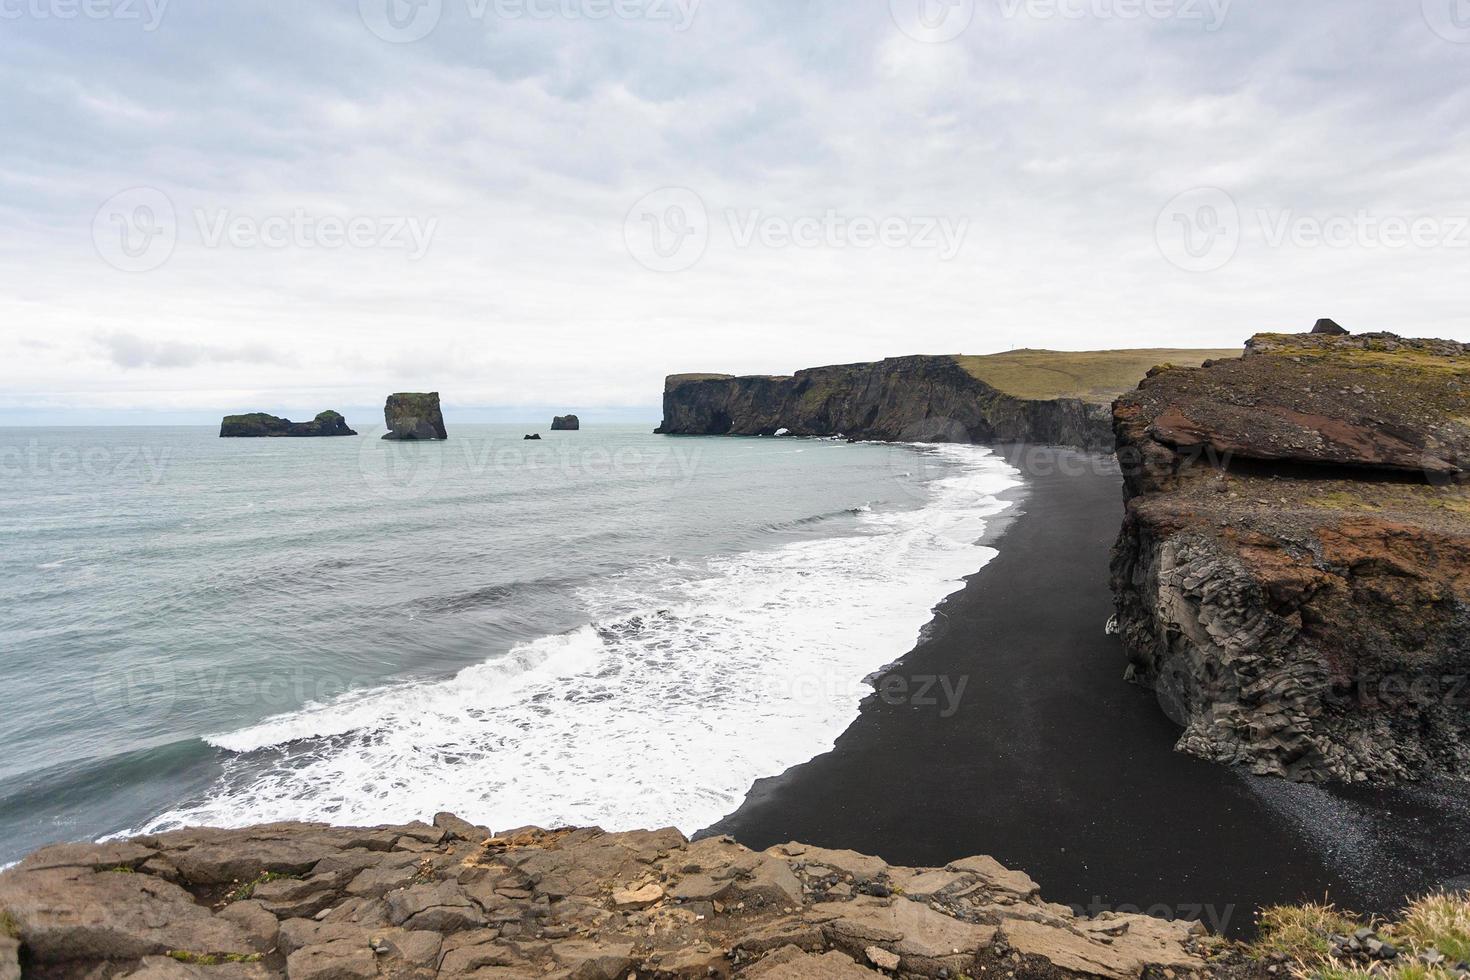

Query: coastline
left=702, top=445, right=1470, bottom=938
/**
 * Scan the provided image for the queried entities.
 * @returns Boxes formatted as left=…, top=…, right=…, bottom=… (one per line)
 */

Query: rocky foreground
left=0, top=816, right=1212, bottom=980
left=1111, top=331, right=1470, bottom=783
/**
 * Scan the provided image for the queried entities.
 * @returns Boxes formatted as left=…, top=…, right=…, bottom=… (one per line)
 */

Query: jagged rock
left=1313, top=318, right=1350, bottom=335
left=0, top=819, right=1209, bottom=980
left=1112, top=331, right=1470, bottom=783
left=381, top=392, right=447, bottom=441
left=219, top=411, right=356, bottom=438
left=654, top=356, right=1119, bottom=451
left=551, top=414, right=580, bottom=431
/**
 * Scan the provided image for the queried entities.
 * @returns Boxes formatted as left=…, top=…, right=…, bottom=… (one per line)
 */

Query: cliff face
left=655, top=355, right=1117, bottom=451
left=382, top=393, right=447, bottom=441
left=0, top=816, right=1208, bottom=980
left=220, top=411, right=356, bottom=438
left=1111, top=332, right=1470, bottom=783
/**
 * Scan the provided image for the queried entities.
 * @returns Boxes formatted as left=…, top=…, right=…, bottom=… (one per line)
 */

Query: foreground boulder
left=0, top=818, right=1210, bottom=979
left=551, top=415, right=580, bottom=431
left=382, top=393, right=447, bottom=441
left=220, top=412, right=357, bottom=438
left=1111, top=331, right=1470, bottom=783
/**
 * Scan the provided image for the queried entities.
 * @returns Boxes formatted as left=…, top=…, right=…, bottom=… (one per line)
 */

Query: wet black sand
left=703, top=446, right=1470, bottom=938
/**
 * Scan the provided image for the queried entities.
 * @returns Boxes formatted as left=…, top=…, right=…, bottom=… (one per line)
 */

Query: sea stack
left=1111, top=331, right=1470, bottom=783
left=382, top=392, right=448, bottom=441
left=551, top=414, right=580, bottom=431
left=220, top=410, right=357, bottom=437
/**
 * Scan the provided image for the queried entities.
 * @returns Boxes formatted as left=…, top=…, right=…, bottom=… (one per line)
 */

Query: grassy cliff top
left=954, top=348, right=1241, bottom=404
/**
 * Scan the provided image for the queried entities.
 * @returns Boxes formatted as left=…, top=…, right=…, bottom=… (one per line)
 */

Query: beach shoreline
left=701, top=445, right=1470, bottom=938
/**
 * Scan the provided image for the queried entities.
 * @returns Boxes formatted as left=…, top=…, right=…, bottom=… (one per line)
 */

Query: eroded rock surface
left=654, top=356, right=1119, bottom=452
left=1112, top=331, right=1470, bottom=783
left=0, top=817, right=1210, bottom=979
left=382, top=394, right=447, bottom=442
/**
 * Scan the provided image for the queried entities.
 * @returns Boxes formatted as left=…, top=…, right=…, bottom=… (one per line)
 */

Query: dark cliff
left=382, top=392, right=447, bottom=441
left=655, top=355, right=1117, bottom=451
left=1111, top=331, right=1470, bottom=783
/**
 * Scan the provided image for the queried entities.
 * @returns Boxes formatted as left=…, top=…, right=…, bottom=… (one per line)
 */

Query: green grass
left=953, top=348, right=1240, bottom=404
left=167, top=951, right=263, bottom=966
left=1, top=910, right=18, bottom=939
left=227, top=870, right=299, bottom=903
left=1253, top=893, right=1470, bottom=980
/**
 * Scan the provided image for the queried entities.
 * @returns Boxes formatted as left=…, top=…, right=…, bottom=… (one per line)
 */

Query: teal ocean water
left=0, top=424, right=1020, bottom=865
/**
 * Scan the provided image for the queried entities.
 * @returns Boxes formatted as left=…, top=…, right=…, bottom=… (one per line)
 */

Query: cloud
left=98, top=331, right=282, bottom=370
left=2, top=1, right=1470, bottom=422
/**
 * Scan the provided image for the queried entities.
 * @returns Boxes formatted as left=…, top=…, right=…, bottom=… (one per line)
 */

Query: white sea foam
left=140, top=444, right=1021, bottom=836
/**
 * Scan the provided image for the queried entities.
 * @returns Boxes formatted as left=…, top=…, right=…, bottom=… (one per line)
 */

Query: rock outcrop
left=655, top=357, right=1118, bottom=451
left=220, top=412, right=357, bottom=438
left=0, top=817, right=1210, bottom=980
left=1111, top=331, right=1470, bottom=783
left=1312, top=318, right=1349, bottom=336
left=382, top=394, right=447, bottom=442
left=655, top=351, right=1237, bottom=453
left=551, top=415, right=580, bottom=431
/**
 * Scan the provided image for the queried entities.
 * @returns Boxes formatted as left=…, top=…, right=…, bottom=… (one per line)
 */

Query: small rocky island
left=0, top=816, right=1208, bottom=980
left=382, top=393, right=448, bottom=441
left=219, top=412, right=357, bottom=438
left=1112, top=328, right=1470, bottom=783
left=551, top=415, right=580, bottom=431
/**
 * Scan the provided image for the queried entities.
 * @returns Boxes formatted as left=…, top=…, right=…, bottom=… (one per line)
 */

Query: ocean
left=0, top=424, right=1021, bottom=865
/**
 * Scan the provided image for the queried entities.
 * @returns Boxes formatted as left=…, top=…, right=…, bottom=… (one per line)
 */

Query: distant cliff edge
left=655, top=350, right=1234, bottom=452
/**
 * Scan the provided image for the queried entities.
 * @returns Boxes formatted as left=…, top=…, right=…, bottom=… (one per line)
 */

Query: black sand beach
left=705, top=446, right=1470, bottom=938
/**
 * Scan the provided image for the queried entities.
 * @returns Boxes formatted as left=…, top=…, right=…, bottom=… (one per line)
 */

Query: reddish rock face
left=1111, top=332, right=1470, bottom=783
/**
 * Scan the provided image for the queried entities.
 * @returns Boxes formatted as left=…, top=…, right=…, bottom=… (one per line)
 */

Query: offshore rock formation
left=1111, top=331, right=1470, bottom=783
left=220, top=412, right=357, bottom=438
left=0, top=817, right=1210, bottom=980
left=655, top=356, right=1117, bottom=451
left=383, top=394, right=448, bottom=442
left=551, top=415, right=580, bottom=431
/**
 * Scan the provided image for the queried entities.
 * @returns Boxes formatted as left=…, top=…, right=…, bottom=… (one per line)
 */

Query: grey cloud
left=98, top=332, right=282, bottom=370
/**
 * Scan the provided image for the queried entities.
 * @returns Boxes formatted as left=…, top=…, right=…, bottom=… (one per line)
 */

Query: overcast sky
left=3, top=0, right=1470, bottom=424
